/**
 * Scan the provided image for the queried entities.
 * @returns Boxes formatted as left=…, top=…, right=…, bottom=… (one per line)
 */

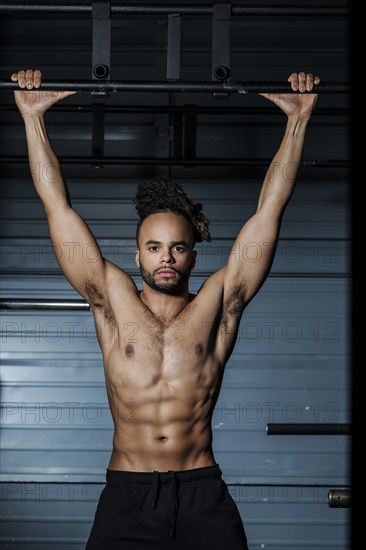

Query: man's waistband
left=106, top=463, right=222, bottom=485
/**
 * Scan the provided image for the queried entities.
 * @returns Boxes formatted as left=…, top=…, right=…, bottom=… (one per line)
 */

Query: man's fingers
left=306, top=73, right=320, bottom=91
left=304, top=73, right=320, bottom=92
left=10, top=69, right=43, bottom=89
left=288, top=72, right=320, bottom=93
left=13, top=70, right=26, bottom=88
left=298, top=72, right=307, bottom=93
left=25, top=69, right=37, bottom=89
left=306, top=74, right=314, bottom=91
left=33, top=69, right=42, bottom=89
left=288, top=72, right=299, bottom=92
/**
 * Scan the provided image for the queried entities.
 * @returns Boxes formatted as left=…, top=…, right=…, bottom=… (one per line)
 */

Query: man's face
left=135, top=212, right=196, bottom=295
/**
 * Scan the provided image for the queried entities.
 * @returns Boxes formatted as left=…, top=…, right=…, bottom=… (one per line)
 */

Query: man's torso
left=89, top=264, right=240, bottom=471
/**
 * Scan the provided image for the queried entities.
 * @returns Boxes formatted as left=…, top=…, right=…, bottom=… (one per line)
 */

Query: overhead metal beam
left=266, top=423, right=351, bottom=435
left=0, top=2, right=349, bottom=17
left=0, top=156, right=349, bottom=168
left=0, top=80, right=349, bottom=94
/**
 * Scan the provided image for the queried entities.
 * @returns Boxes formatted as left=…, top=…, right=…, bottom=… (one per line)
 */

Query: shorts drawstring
left=168, top=470, right=178, bottom=539
left=152, top=470, right=160, bottom=509
left=151, top=470, right=178, bottom=538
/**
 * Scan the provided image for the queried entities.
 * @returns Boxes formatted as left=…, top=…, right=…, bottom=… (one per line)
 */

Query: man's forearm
left=257, top=114, right=310, bottom=213
left=23, top=114, right=71, bottom=212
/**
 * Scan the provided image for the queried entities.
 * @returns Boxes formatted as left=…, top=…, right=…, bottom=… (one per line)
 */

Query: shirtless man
left=12, top=69, right=319, bottom=549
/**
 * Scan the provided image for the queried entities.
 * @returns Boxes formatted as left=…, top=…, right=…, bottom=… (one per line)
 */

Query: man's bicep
left=47, top=206, right=107, bottom=301
left=223, top=209, right=281, bottom=305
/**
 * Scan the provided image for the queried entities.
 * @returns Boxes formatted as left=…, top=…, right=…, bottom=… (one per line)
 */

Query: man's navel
left=195, top=343, right=204, bottom=356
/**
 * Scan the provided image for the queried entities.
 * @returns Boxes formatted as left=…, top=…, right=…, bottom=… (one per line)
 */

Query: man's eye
left=149, top=246, right=158, bottom=251
left=174, top=247, right=185, bottom=253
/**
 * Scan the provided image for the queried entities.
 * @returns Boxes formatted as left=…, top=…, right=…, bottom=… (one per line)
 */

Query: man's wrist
left=22, top=112, right=44, bottom=122
left=287, top=113, right=311, bottom=124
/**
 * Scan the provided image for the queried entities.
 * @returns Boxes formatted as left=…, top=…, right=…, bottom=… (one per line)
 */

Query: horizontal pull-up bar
left=0, top=2, right=349, bottom=17
left=0, top=156, right=349, bottom=168
left=266, top=423, right=351, bottom=435
left=0, top=80, right=349, bottom=94
left=0, top=299, right=90, bottom=310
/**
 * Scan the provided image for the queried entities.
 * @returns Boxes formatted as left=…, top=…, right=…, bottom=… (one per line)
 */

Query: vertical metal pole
left=91, top=103, right=105, bottom=157
left=173, top=112, right=183, bottom=158
left=184, top=105, right=197, bottom=159
left=167, top=14, right=181, bottom=80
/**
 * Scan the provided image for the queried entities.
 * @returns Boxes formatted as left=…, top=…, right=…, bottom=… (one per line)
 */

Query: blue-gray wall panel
left=0, top=7, right=351, bottom=544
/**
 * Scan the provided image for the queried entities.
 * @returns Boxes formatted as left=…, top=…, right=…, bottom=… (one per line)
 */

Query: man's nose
left=160, top=248, right=174, bottom=263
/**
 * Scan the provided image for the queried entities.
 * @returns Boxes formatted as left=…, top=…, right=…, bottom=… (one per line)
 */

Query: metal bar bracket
left=92, top=0, right=111, bottom=82
left=212, top=3, right=231, bottom=83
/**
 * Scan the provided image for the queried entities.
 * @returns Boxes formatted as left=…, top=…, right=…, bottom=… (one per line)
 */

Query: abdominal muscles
left=105, top=344, right=220, bottom=469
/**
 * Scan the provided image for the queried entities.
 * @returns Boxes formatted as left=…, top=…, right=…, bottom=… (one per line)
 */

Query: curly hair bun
left=134, top=177, right=211, bottom=242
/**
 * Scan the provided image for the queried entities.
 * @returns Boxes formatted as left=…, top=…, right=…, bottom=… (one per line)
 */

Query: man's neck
left=140, top=285, right=191, bottom=321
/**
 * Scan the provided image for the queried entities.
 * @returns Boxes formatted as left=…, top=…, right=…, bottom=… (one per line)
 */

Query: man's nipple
left=125, top=344, right=134, bottom=357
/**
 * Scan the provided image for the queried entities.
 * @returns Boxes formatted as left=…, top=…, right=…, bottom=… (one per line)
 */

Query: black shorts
left=86, top=464, right=248, bottom=549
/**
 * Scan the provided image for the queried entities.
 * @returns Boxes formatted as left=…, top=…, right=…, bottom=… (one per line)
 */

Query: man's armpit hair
left=85, top=281, right=105, bottom=308
left=85, top=281, right=116, bottom=327
left=223, top=286, right=247, bottom=320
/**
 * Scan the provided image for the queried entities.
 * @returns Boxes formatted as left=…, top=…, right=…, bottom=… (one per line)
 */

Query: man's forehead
left=140, top=212, right=193, bottom=234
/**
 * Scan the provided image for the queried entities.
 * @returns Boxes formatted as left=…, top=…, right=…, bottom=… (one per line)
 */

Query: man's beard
left=139, top=263, right=191, bottom=295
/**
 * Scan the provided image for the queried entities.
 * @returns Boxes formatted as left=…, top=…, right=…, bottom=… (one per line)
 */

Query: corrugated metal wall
left=0, top=1, right=351, bottom=549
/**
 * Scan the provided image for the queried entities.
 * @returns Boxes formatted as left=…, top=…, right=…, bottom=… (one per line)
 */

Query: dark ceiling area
left=0, top=0, right=350, bottom=184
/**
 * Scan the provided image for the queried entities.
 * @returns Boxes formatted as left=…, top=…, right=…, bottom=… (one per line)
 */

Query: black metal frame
left=266, top=423, right=351, bottom=436
left=0, top=2, right=349, bottom=17
left=92, top=0, right=111, bottom=80
left=0, top=156, right=349, bottom=167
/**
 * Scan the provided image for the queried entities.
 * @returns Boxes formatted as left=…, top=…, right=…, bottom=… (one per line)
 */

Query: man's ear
left=134, top=249, right=140, bottom=267
left=191, top=250, right=197, bottom=269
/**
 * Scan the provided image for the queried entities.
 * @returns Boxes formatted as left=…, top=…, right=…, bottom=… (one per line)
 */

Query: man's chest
left=104, top=313, right=221, bottom=393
